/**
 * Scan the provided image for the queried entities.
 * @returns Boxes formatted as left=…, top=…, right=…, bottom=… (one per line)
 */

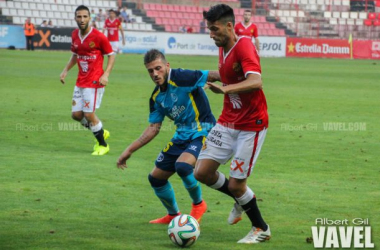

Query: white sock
left=90, top=121, right=102, bottom=133
left=209, top=171, right=226, bottom=189
left=235, top=187, right=255, bottom=206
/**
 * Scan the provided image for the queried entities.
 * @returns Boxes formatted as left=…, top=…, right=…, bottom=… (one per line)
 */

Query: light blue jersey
left=149, top=68, right=216, bottom=142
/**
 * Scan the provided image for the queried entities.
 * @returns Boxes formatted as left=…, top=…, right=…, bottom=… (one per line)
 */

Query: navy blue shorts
left=155, top=136, right=205, bottom=172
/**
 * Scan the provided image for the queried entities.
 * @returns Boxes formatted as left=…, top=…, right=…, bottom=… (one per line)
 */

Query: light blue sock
left=151, top=181, right=179, bottom=215
left=176, top=162, right=202, bottom=204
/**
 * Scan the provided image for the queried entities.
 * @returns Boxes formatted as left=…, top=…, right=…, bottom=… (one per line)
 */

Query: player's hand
left=60, top=71, right=67, bottom=84
left=122, top=40, right=126, bottom=46
left=99, top=74, right=109, bottom=86
left=117, top=150, right=132, bottom=170
left=207, top=82, right=225, bottom=94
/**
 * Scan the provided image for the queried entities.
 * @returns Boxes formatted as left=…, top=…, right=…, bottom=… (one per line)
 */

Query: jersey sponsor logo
left=228, top=94, right=242, bottom=109
left=77, top=55, right=97, bottom=60
left=156, top=152, right=164, bottom=162
left=79, top=61, right=89, bottom=73
left=89, top=41, right=95, bottom=48
left=232, top=62, right=242, bottom=72
left=169, top=105, right=186, bottom=119
left=231, top=159, right=244, bottom=173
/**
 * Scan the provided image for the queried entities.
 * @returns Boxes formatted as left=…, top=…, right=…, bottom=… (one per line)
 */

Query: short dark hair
left=203, top=4, right=235, bottom=25
left=75, top=5, right=90, bottom=16
left=144, top=49, right=166, bottom=64
left=244, top=9, right=252, bottom=14
left=109, top=9, right=116, bottom=14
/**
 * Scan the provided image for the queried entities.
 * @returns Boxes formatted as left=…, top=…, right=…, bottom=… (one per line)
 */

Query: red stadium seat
left=180, top=6, right=186, bottom=12
left=156, top=4, right=162, bottom=11
left=174, top=5, right=180, bottom=12
left=378, top=13, right=380, bottom=19
left=162, top=5, right=169, bottom=11
left=368, top=12, right=376, bottom=19
left=150, top=4, right=156, bottom=10
left=374, top=20, right=380, bottom=26
left=376, top=0, right=380, bottom=7
left=143, top=3, right=150, bottom=10
left=364, top=19, right=373, bottom=26
left=155, top=18, right=162, bottom=24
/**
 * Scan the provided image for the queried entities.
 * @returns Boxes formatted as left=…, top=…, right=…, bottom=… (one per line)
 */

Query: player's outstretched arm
left=60, top=54, right=77, bottom=84
left=99, top=54, right=116, bottom=86
left=207, top=70, right=220, bottom=82
left=207, top=73, right=262, bottom=95
left=116, top=123, right=161, bottom=170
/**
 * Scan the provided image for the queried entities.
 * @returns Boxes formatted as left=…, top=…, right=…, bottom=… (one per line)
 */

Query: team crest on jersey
left=89, top=41, right=95, bottom=48
left=202, top=142, right=207, bottom=151
left=72, top=100, right=76, bottom=106
left=232, top=62, right=242, bottom=72
left=251, top=29, right=254, bottom=33
left=170, top=93, right=178, bottom=102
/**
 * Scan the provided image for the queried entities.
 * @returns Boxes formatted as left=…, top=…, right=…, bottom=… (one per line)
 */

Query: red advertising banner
left=286, top=38, right=351, bottom=59
left=353, top=40, right=380, bottom=59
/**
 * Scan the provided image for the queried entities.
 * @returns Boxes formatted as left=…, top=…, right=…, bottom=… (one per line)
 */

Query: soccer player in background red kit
left=60, top=5, right=115, bottom=156
left=194, top=4, right=271, bottom=244
left=103, top=9, right=125, bottom=53
left=234, top=9, right=260, bottom=53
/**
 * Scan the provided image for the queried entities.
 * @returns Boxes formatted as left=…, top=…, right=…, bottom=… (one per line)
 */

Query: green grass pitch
left=0, top=49, right=379, bottom=250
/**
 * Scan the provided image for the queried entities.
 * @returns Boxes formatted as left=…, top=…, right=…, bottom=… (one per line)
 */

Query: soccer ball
left=168, top=214, right=200, bottom=247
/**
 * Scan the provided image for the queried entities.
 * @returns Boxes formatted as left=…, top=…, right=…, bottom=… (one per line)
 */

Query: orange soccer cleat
left=190, top=200, right=207, bottom=223
left=149, top=214, right=180, bottom=224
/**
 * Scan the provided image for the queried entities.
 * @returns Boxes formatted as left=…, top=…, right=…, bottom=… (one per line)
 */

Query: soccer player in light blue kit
left=117, top=49, right=220, bottom=224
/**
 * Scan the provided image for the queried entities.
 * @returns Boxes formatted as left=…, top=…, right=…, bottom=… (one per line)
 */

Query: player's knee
left=228, top=183, right=245, bottom=197
left=148, top=174, right=168, bottom=187
left=193, top=166, right=209, bottom=184
left=175, top=162, right=193, bottom=177
left=71, top=112, right=82, bottom=121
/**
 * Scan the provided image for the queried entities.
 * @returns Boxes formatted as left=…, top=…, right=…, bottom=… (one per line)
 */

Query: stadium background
left=0, top=0, right=379, bottom=249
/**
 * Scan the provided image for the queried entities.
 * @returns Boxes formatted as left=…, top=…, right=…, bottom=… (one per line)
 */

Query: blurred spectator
left=186, top=26, right=193, bottom=33
left=120, top=6, right=130, bottom=23
left=200, top=19, right=206, bottom=34
left=92, top=21, right=98, bottom=29
left=91, top=9, right=97, bottom=22
left=40, top=20, right=48, bottom=27
left=23, top=17, right=35, bottom=51
left=47, top=20, right=54, bottom=28
left=97, top=9, right=107, bottom=22
left=179, top=25, right=186, bottom=33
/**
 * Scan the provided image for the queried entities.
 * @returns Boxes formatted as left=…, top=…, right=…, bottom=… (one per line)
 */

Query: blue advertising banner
left=0, top=25, right=26, bottom=49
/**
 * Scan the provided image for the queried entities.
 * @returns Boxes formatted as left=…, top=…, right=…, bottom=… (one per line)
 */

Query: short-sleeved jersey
left=235, top=22, right=258, bottom=38
left=149, top=69, right=216, bottom=142
left=103, top=18, right=121, bottom=42
left=218, top=36, right=268, bottom=131
left=71, top=28, right=114, bottom=88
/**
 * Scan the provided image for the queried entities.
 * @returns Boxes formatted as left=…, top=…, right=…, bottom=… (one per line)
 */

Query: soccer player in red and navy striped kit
left=195, top=4, right=271, bottom=244
left=60, top=5, right=115, bottom=155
